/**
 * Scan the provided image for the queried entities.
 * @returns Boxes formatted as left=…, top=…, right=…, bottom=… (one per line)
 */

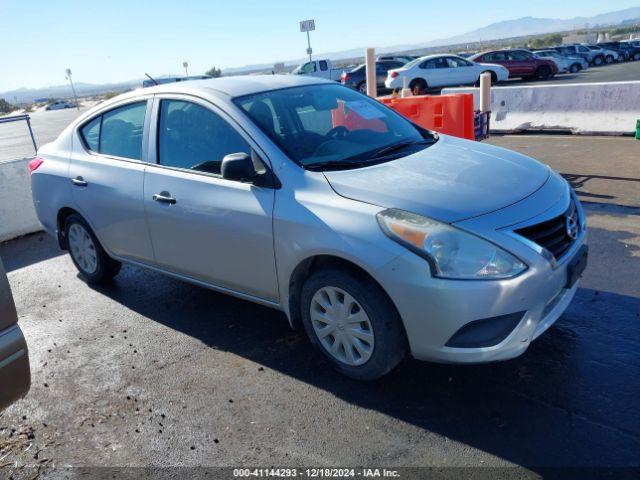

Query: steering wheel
left=325, top=126, right=349, bottom=140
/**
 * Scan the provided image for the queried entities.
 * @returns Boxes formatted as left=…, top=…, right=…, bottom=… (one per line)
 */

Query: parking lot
left=1, top=134, right=638, bottom=477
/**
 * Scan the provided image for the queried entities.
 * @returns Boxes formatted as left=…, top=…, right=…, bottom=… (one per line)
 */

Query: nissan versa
left=30, top=76, right=587, bottom=380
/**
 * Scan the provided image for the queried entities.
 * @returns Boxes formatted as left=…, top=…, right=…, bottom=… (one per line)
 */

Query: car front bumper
left=374, top=187, right=586, bottom=364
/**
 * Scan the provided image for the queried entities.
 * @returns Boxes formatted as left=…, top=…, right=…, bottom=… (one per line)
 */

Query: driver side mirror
left=221, top=152, right=257, bottom=183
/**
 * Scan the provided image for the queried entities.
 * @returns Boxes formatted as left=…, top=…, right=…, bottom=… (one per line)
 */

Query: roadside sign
left=300, top=19, right=315, bottom=32
left=306, top=48, right=313, bottom=55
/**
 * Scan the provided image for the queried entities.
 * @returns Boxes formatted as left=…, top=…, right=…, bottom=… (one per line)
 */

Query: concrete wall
left=442, top=81, right=640, bottom=135
left=0, top=159, right=42, bottom=243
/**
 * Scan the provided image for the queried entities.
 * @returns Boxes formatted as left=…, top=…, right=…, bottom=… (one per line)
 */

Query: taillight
left=342, top=73, right=349, bottom=83
left=390, top=71, right=399, bottom=78
left=28, top=156, right=44, bottom=175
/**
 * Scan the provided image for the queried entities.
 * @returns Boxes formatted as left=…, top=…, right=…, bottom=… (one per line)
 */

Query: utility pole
left=65, top=68, right=80, bottom=110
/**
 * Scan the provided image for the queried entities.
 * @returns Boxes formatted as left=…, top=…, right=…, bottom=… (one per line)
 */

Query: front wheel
left=65, top=214, right=121, bottom=284
left=357, top=82, right=367, bottom=94
left=569, top=63, right=580, bottom=73
left=593, top=55, right=603, bottom=66
left=300, top=269, right=407, bottom=381
left=535, top=65, right=552, bottom=80
left=605, top=55, right=614, bottom=64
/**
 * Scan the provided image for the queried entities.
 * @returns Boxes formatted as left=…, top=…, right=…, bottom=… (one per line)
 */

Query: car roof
left=123, top=74, right=334, bottom=101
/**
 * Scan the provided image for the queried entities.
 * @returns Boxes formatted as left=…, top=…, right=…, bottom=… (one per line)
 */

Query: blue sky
left=1, top=0, right=638, bottom=91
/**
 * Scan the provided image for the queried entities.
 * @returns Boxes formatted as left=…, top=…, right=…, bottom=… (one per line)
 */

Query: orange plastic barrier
left=331, top=101, right=388, bottom=133
left=379, top=94, right=475, bottom=140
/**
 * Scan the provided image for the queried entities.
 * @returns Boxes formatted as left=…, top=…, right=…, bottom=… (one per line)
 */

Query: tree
left=205, top=66, right=222, bottom=78
left=0, top=98, right=16, bottom=114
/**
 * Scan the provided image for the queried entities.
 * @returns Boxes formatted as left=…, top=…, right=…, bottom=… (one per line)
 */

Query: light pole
left=65, top=68, right=80, bottom=110
left=183, top=61, right=189, bottom=76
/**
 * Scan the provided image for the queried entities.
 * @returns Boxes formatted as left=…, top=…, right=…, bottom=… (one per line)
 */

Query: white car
left=533, top=50, right=588, bottom=73
left=46, top=100, right=76, bottom=110
left=385, top=54, right=509, bottom=94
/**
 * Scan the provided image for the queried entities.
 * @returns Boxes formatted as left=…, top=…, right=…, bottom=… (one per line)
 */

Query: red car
left=469, top=49, right=558, bottom=80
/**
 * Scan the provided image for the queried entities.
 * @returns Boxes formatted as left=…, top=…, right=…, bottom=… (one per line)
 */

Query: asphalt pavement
left=0, top=135, right=638, bottom=478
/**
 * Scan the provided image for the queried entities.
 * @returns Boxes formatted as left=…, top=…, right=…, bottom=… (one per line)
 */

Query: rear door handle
left=152, top=192, right=176, bottom=205
left=71, top=176, right=87, bottom=187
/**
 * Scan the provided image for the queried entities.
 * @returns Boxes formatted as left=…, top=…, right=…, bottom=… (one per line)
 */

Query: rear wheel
left=409, top=78, right=427, bottom=96
left=300, top=269, right=407, bottom=381
left=357, top=82, right=367, bottom=94
left=569, top=63, right=580, bottom=73
left=535, top=65, right=552, bottom=80
left=593, top=55, right=604, bottom=66
left=605, top=55, right=614, bottom=64
left=633, top=53, right=640, bottom=61
left=475, top=71, right=497, bottom=86
left=65, top=214, right=121, bottom=284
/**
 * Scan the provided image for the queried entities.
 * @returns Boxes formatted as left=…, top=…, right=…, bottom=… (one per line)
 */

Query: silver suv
left=30, top=76, right=587, bottom=380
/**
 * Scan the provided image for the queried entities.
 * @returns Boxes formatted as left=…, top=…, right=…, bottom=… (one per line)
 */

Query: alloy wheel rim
left=68, top=223, right=98, bottom=274
left=310, top=286, right=374, bottom=366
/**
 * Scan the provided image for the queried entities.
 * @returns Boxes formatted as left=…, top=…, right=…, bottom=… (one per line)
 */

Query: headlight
left=377, top=209, right=527, bottom=280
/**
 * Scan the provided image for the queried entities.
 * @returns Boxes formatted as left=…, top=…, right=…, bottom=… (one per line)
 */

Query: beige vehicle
left=0, top=257, right=30, bottom=410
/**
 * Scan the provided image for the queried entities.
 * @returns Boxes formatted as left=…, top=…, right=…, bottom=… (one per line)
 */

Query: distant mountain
left=421, top=7, right=640, bottom=46
left=1, top=80, right=141, bottom=104
left=224, top=7, right=640, bottom=74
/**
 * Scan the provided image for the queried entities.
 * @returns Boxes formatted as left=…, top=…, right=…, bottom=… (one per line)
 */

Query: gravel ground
left=0, top=136, right=638, bottom=479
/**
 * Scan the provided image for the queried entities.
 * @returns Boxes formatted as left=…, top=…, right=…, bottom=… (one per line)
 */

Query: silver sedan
left=30, top=76, right=587, bottom=380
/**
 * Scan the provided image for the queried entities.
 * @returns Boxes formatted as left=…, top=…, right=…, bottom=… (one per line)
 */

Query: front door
left=143, top=97, right=278, bottom=302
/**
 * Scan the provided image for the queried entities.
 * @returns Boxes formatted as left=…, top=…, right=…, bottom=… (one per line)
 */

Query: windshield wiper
left=369, top=139, right=432, bottom=160
left=305, top=159, right=370, bottom=171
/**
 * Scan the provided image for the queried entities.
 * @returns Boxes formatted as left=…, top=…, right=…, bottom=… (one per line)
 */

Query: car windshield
left=234, top=84, right=435, bottom=169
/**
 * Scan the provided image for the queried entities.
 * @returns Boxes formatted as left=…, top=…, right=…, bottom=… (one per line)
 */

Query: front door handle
left=71, top=176, right=87, bottom=187
left=152, top=192, right=176, bottom=205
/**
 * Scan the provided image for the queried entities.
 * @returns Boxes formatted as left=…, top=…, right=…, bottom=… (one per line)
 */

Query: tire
left=633, top=53, right=640, bottom=61
left=593, top=55, right=603, bottom=66
left=535, top=65, right=552, bottom=80
left=475, top=71, right=497, bottom=86
left=605, top=55, right=613, bottom=64
left=409, top=78, right=427, bottom=96
left=357, top=82, right=367, bottom=94
left=300, top=269, right=407, bottom=381
left=569, top=63, right=580, bottom=73
left=64, top=214, right=121, bottom=284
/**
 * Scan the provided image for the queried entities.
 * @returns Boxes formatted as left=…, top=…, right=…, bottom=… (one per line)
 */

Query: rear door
left=0, top=257, right=30, bottom=410
left=69, top=99, right=155, bottom=263
left=143, top=95, right=278, bottom=302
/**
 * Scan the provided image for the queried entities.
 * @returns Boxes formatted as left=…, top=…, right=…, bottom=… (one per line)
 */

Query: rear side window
left=81, top=116, right=101, bottom=151
left=319, top=60, right=328, bottom=71
left=157, top=99, right=250, bottom=176
left=79, top=101, right=147, bottom=161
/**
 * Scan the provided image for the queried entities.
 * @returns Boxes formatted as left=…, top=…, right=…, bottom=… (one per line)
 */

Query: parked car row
left=297, top=39, right=640, bottom=96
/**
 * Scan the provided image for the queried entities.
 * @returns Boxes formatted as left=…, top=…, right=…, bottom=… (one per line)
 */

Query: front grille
left=515, top=199, right=579, bottom=260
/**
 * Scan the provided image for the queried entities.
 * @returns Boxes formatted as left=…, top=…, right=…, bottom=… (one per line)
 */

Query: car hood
left=323, top=135, right=550, bottom=223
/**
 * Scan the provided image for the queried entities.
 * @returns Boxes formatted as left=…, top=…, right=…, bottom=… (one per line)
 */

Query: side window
left=157, top=100, right=250, bottom=176
left=446, top=57, right=471, bottom=68
left=301, top=62, right=317, bottom=74
left=435, top=57, right=449, bottom=69
left=420, top=59, right=436, bottom=69
left=319, top=60, right=328, bottom=71
left=578, top=46, right=589, bottom=53
left=100, top=102, right=147, bottom=160
left=80, top=116, right=101, bottom=151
